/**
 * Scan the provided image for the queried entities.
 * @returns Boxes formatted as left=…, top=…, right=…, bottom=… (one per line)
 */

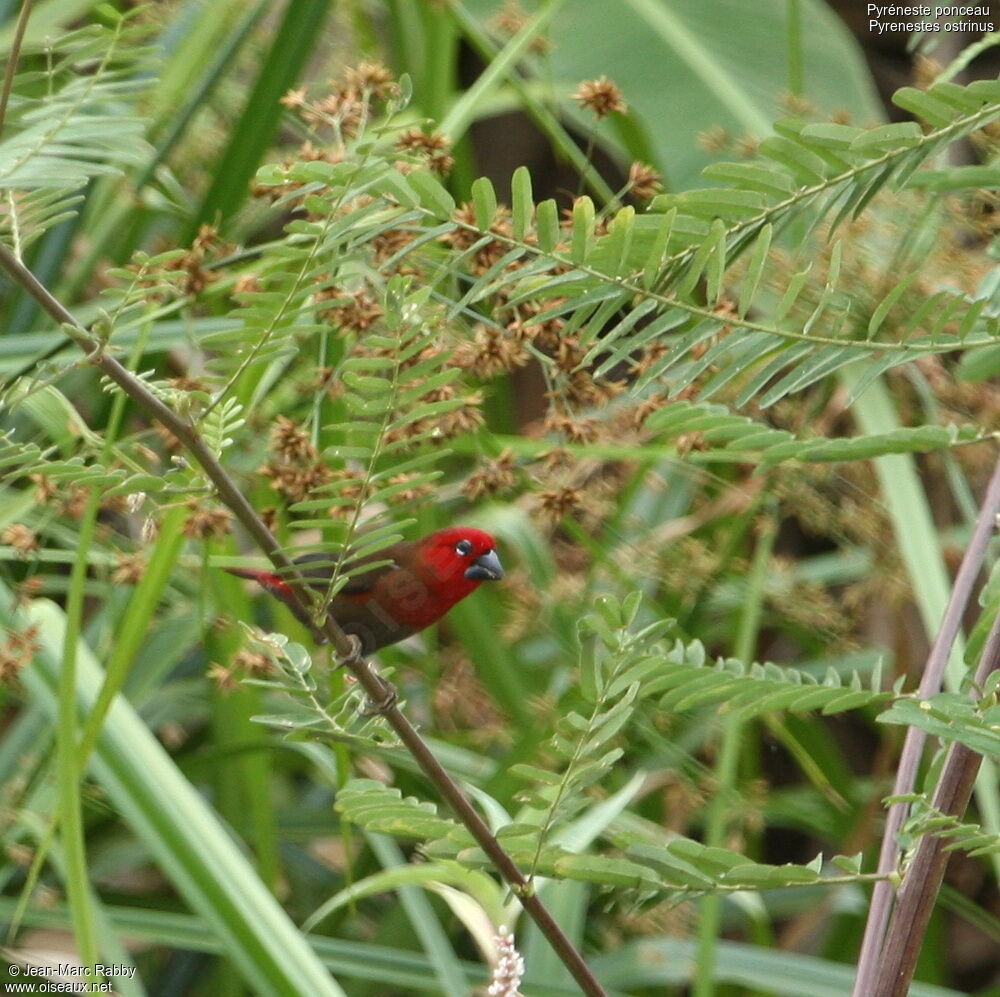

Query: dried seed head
left=543, top=413, right=601, bottom=444
left=396, top=128, right=454, bottom=175
left=492, top=0, right=551, bottom=53
left=462, top=450, right=519, bottom=500
left=112, top=552, right=146, bottom=586
left=271, top=417, right=318, bottom=464
left=304, top=85, right=367, bottom=136
left=627, top=161, right=662, bottom=200
left=537, top=486, right=583, bottom=521
left=1, top=524, right=38, bottom=556
left=0, top=625, right=40, bottom=685
left=572, top=76, right=626, bottom=119
left=386, top=473, right=435, bottom=504
left=184, top=502, right=233, bottom=541
left=452, top=325, right=531, bottom=378
left=280, top=87, right=308, bottom=109
left=342, top=61, right=396, bottom=99
left=233, top=648, right=275, bottom=677
left=30, top=474, right=57, bottom=505
left=697, top=125, right=731, bottom=153
left=260, top=459, right=333, bottom=505
left=207, top=662, right=239, bottom=693
left=319, top=287, right=384, bottom=332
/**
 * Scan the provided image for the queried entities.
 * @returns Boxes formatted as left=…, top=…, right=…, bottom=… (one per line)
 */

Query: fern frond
left=0, top=18, right=153, bottom=246
left=878, top=693, right=1000, bottom=757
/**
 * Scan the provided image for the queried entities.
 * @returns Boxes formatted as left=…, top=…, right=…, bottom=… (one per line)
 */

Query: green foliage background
left=0, top=2, right=998, bottom=995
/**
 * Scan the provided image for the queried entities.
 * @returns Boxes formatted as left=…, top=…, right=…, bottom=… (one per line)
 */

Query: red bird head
left=411, top=527, right=504, bottom=602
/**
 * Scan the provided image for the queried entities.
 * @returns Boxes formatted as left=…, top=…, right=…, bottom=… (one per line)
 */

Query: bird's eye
left=455, top=539, right=473, bottom=556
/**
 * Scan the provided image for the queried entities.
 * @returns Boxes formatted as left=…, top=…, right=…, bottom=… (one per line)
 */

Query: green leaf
left=511, top=165, right=533, bottom=241
left=470, top=175, right=497, bottom=229
left=571, top=196, right=596, bottom=263
left=848, top=121, right=923, bottom=151
left=757, top=136, right=828, bottom=185
left=892, top=87, right=959, bottom=127
left=537, top=198, right=561, bottom=253
left=701, top=161, right=796, bottom=197
left=738, top=223, right=772, bottom=318
left=406, top=169, right=456, bottom=217
left=906, top=165, right=1000, bottom=191
left=877, top=696, right=1000, bottom=757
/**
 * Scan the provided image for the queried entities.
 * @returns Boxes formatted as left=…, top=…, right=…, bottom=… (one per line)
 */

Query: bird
left=226, top=526, right=503, bottom=655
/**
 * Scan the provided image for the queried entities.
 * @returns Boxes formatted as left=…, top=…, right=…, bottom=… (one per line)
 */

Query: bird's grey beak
left=465, top=548, right=503, bottom=581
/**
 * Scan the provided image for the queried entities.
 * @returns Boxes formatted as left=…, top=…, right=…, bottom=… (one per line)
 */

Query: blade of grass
left=57, top=486, right=101, bottom=982
left=14, top=592, right=347, bottom=997
left=76, top=502, right=188, bottom=765
left=367, top=832, right=470, bottom=997
left=694, top=511, right=777, bottom=997
left=189, top=0, right=334, bottom=236
left=447, top=0, right=617, bottom=205
left=438, top=0, right=562, bottom=143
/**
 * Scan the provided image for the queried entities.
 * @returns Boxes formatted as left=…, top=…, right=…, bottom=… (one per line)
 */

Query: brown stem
left=0, top=242, right=608, bottom=997
left=872, top=609, right=1000, bottom=996
left=852, top=452, right=1000, bottom=997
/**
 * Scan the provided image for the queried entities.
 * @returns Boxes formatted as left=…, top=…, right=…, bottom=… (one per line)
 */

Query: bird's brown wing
left=292, top=542, right=410, bottom=595
left=291, top=543, right=420, bottom=653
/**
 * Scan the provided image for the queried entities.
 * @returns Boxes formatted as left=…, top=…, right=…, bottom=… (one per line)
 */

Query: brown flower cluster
left=431, top=651, right=506, bottom=740
left=451, top=325, right=531, bottom=379
left=462, top=450, right=519, bottom=500
left=112, top=551, right=146, bottom=585
left=251, top=64, right=399, bottom=205
left=271, top=416, right=317, bottom=464
left=183, top=501, right=233, bottom=541
left=627, top=161, right=662, bottom=201
left=572, top=76, right=627, bottom=119
left=544, top=413, right=601, bottom=444
left=208, top=648, right=275, bottom=693
left=395, top=128, right=454, bottom=175
left=317, top=285, right=384, bottom=332
left=492, top=0, right=552, bottom=54
left=537, top=485, right=583, bottom=521
left=383, top=382, right=485, bottom=446
left=343, top=61, right=396, bottom=98
left=0, top=625, right=39, bottom=685
left=370, top=225, right=418, bottom=267
left=282, top=61, right=397, bottom=140
left=440, top=203, right=521, bottom=274
left=1, top=523, right=38, bottom=556
left=505, top=296, right=568, bottom=349
left=159, top=225, right=228, bottom=297
left=386, top=473, right=435, bottom=504
left=260, top=417, right=333, bottom=504
left=697, top=125, right=732, bottom=153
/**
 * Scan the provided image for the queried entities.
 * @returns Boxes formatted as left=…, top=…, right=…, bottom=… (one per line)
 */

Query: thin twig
left=851, top=453, right=1000, bottom=996
left=0, top=242, right=608, bottom=997
left=872, top=609, right=1000, bottom=996
left=0, top=0, right=34, bottom=142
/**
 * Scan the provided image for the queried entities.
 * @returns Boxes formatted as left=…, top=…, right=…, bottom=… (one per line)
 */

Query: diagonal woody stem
left=0, top=242, right=608, bottom=997
left=852, top=453, right=1000, bottom=997
left=873, top=610, right=1000, bottom=996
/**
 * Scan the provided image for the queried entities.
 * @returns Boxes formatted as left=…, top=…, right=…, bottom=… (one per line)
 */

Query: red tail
left=225, top=566, right=292, bottom=597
